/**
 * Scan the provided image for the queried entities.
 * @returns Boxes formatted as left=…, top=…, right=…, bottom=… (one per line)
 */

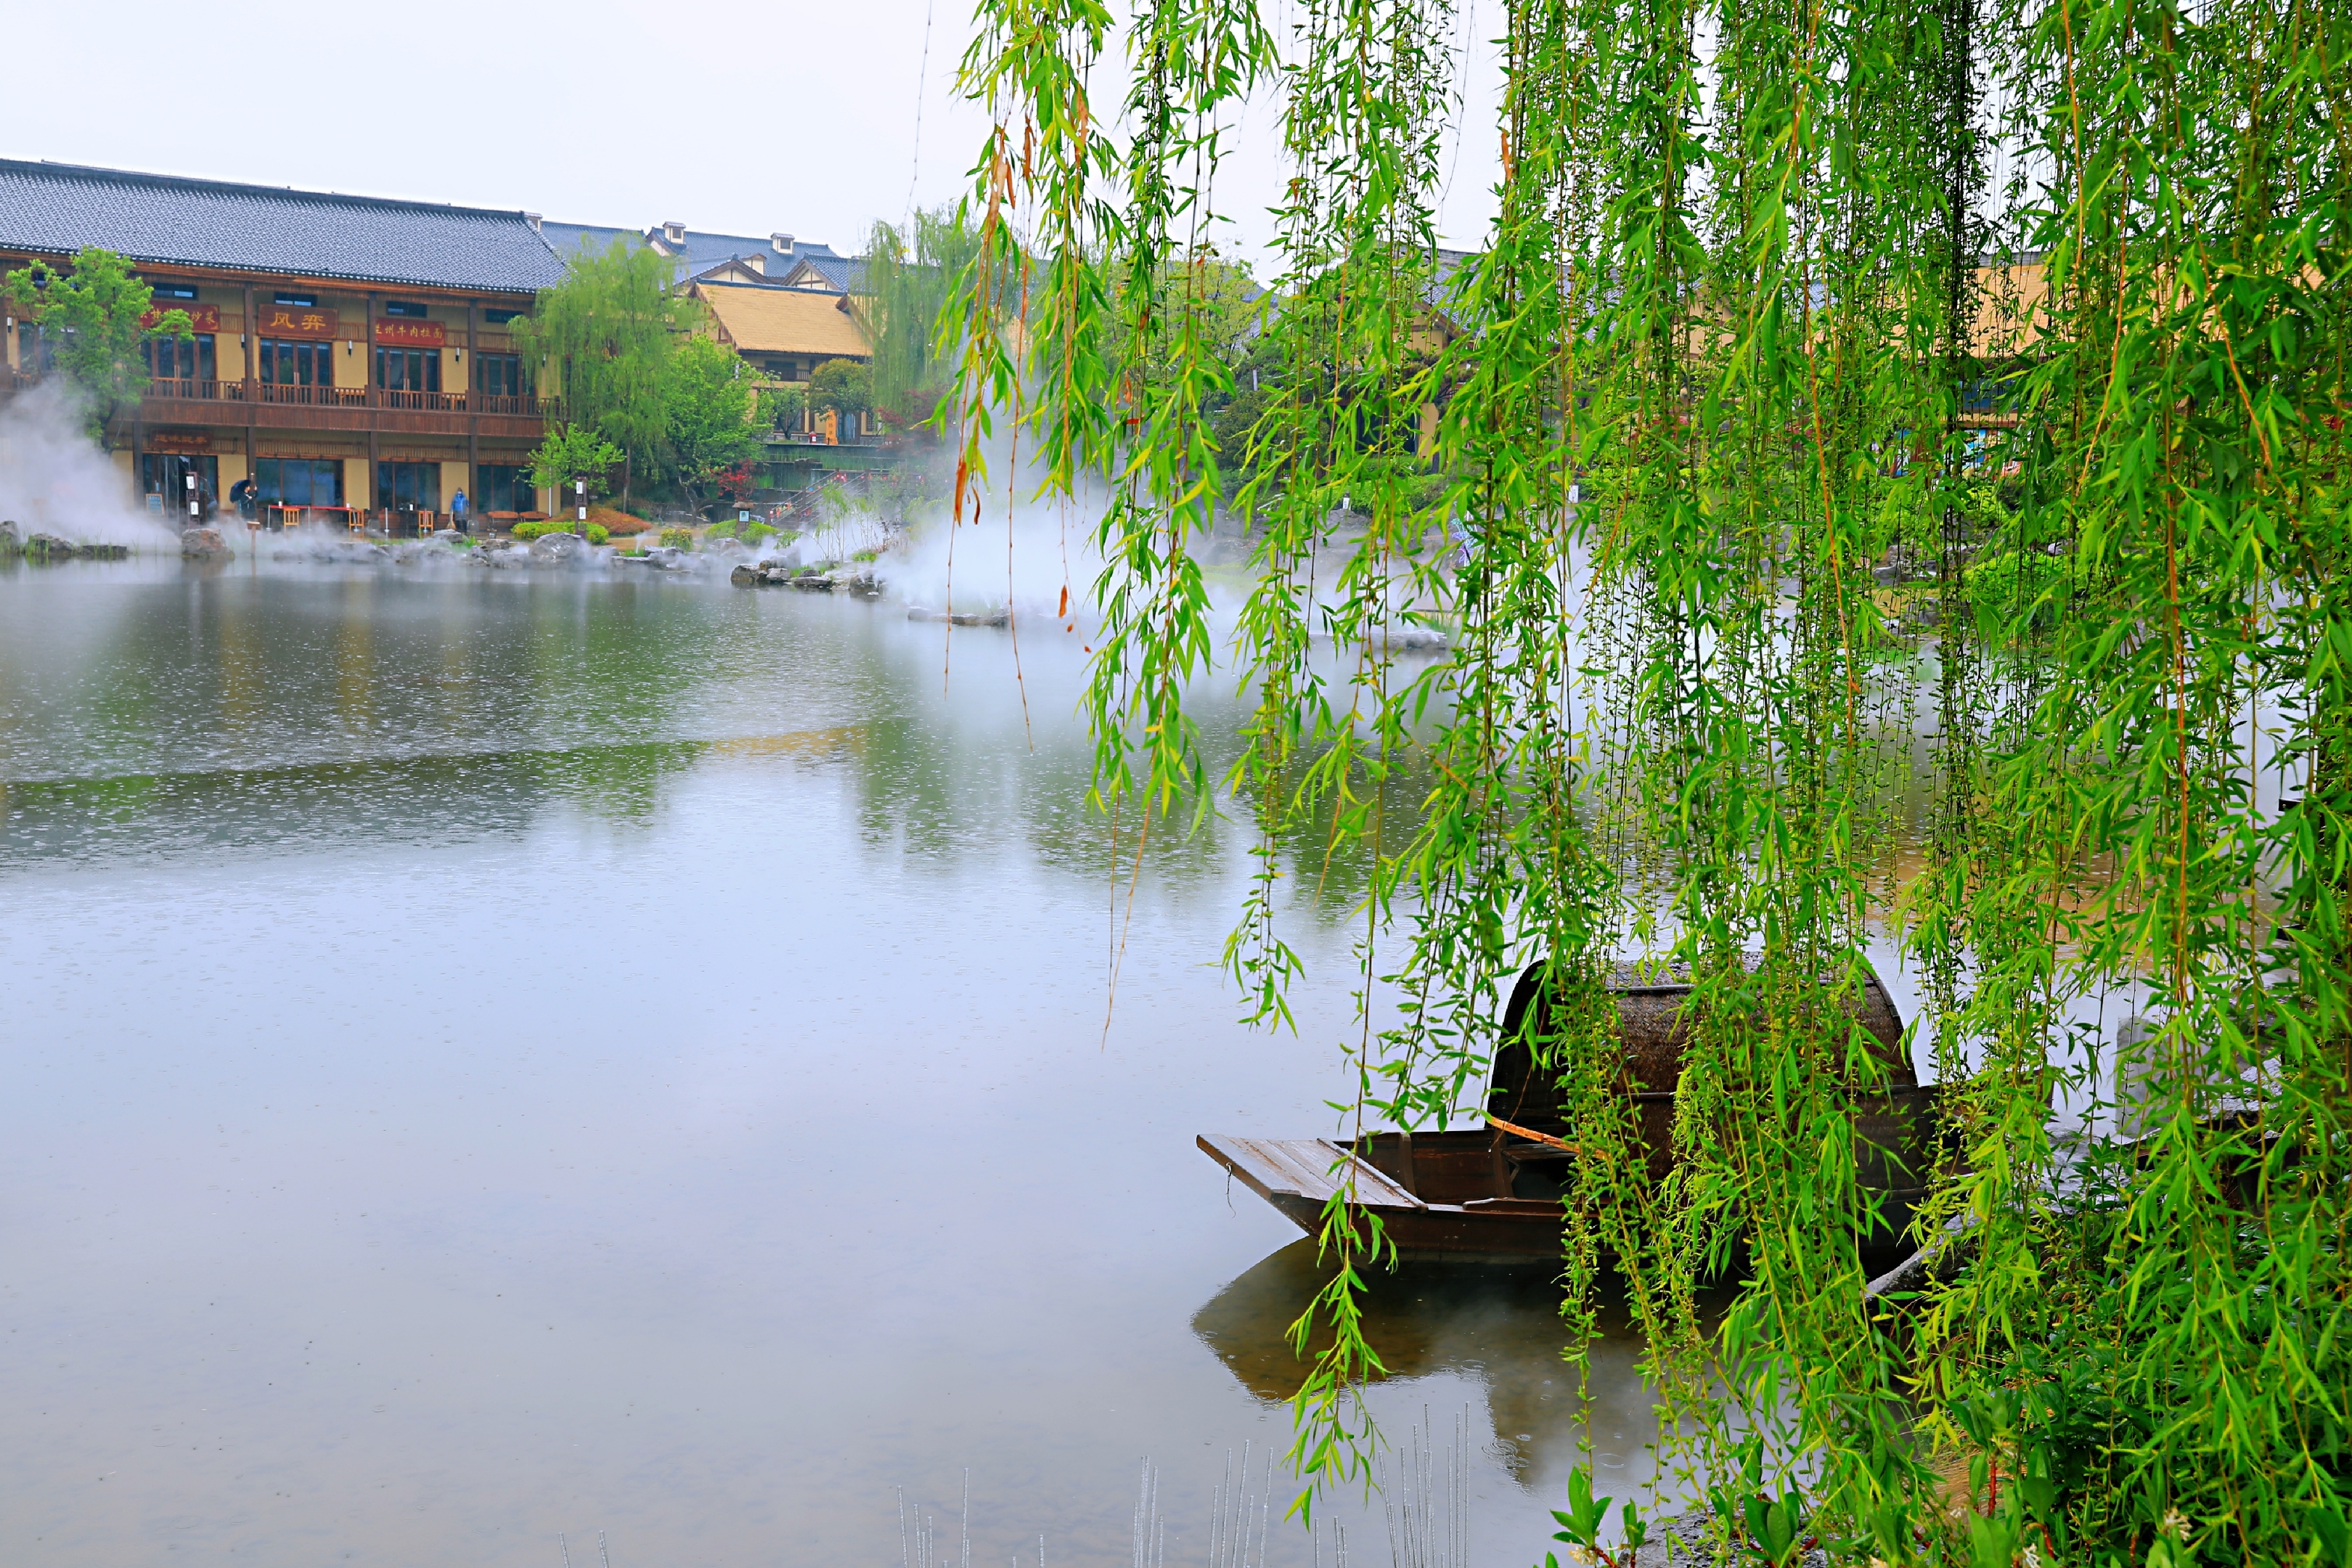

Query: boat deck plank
left=1198, top=1135, right=1426, bottom=1210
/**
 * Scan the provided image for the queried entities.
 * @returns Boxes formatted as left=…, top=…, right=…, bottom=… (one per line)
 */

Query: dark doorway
left=258, top=340, right=335, bottom=385
left=375, top=347, right=441, bottom=394
left=376, top=461, right=440, bottom=520
left=142, top=454, right=219, bottom=521
left=143, top=335, right=219, bottom=384
left=255, top=459, right=345, bottom=526
left=477, top=464, right=535, bottom=515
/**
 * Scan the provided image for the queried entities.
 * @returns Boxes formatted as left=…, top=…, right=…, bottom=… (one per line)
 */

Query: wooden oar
left=1485, top=1114, right=1583, bottom=1153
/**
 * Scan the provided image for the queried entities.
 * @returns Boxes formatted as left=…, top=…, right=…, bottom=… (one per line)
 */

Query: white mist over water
left=886, top=502, right=1108, bottom=623
left=0, top=383, right=187, bottom=550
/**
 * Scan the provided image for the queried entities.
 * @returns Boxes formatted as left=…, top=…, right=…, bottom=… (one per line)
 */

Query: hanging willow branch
left=952, top=0, right=2352, bottom=1557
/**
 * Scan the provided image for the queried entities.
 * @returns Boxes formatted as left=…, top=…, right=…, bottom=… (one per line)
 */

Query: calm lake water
left=0, top=552, right=1668, bottom=1568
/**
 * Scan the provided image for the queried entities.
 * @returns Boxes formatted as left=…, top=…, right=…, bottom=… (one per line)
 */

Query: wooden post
left=364, top=291, right=378, bottom=534
left=240, top=283, right=258, bottom=511
left=466, top=299, right=479, bottom=531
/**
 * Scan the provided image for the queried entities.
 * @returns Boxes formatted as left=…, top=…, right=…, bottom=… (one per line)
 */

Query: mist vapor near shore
left=0, top=383, right=186, bottom=549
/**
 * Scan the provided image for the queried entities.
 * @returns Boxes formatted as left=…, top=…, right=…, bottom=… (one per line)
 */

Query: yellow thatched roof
left=696, top=282, right=870, bottom=359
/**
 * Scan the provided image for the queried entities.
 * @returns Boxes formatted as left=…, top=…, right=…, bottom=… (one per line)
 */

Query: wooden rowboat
left=1199, top=959, right=1943, bottom=1266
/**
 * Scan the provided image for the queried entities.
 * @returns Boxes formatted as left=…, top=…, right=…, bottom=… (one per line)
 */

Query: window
left=383, top=301, right=429, bottom=319
left=258, top=339, right=334, bottom=385
left=256, top=458, right=344, bottom=507
left=474, top=352, right=527, bottom=397
left=274, top=292, right=318, bottom=308
left=483, top=308, right=524, bottom=326
left=375, top=461, right=440, bottom=511
left=146, top=281, right=200, bottom=301
left=16, top=322, right=54, bottom=374
left=375, top=346, right=441, bottom=393
left=477, top=464, right=535, bottom=513
left=143, top=334, right=217, bottom=381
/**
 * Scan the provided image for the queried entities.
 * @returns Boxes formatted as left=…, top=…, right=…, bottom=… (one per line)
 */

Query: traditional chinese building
left=687, top=278, right=887, bottom=491
left=0, top=158, right=567, bottom=523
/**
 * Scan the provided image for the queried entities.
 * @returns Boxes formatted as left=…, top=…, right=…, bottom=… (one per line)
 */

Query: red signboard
left=139, top=303, right=222, bottom=332
left=255, top=306, right=339, bottom=340
left=144, top=430, right=213, bottom=452
left=373, top=319, right=446, bottom=348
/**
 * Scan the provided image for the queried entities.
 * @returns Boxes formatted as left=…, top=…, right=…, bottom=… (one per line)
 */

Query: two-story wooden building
left=0, top=158, right=568, bottom=523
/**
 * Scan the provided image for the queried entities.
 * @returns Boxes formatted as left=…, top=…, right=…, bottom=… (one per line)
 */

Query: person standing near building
left=229, top=476, right=256, bottom=522
left=451, top=488, right=469, bottom=534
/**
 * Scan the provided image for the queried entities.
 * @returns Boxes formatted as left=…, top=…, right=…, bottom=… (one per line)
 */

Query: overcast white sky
left=7, top=0, right=1505, bottom=275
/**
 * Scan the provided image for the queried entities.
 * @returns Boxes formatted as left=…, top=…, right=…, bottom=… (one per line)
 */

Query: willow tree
left=513, top=237, right=702, bottom=507
left=858, top=205, right=992, bottom=428
left=950, top=1, right=2351, bottom=1562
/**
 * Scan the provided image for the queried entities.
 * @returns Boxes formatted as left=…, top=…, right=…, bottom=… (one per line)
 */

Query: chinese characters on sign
left=372, top=319, right=446, bottom=348
left=257, top=308, right=339, bottom=341
left=138, top=304, right=224, bottom=332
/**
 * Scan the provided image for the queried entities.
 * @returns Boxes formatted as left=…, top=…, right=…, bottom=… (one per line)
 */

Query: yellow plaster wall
left=439, top=462, right=470, bottom=510
left=335, top=337, right=367, bottom=389
left=346, top=458, right=372, bottom=510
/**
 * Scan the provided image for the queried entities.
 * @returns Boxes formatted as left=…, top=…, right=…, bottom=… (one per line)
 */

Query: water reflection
left=1193, top=1242, right=1667, bottom=1500
left=0, top=561, right=1595, bottom=1568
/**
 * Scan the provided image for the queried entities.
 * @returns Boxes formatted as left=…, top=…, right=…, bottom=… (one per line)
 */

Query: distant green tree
left=768, top=381, right=808, bottom=433
left=525, top=423, right=625, bottom=513
left=1105, top=249, right=1267, bottom=389
left=511, top=237, right=699, bottom=507
left=2, top=248, right=192, bottom=438
left=810, top=359, right=872, bottom=423
left=664, top=336, right=769, bottom=510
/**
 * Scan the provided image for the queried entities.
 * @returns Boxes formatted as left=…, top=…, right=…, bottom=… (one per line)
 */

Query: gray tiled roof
left=0, top=158, right=567, bottom=294
left=538, top=219, right=848, bottom=289
left=780, top=253, right=859, bottom=292
left=538, top=221, right=644, bottom=269
left=656, top=227, right=844, bottom=281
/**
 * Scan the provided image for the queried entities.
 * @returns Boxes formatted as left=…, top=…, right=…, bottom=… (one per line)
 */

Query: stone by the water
left=181, top=528, right=232, bottom=560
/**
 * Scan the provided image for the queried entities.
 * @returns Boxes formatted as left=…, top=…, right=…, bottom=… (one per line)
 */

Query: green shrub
left=1967, top=549, right=2065, bottom=634
left=659, top=527, right=694, bottom=550
left=511, top=518, right=608, bottom=544
left=850, top=546, right=880, bottom=563
left=706, top=521, right=738, bottom=541
left=743, top=522, right=776, bottom=544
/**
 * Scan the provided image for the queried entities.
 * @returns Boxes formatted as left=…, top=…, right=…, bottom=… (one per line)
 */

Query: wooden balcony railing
left=253, top=382, right=372, bottom=407
left=147, top=377, right=232, bottom=401
left=376, top=388, right=466, bottom=412
left=137, top=379, right=558, bottom=417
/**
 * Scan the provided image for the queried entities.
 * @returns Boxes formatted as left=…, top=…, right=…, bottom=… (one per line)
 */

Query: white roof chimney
left=770, top=232, right=796, bottom=256
left=524, top=212, right=543, bottom=233
left=661, top=221, right=687, bottom=245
